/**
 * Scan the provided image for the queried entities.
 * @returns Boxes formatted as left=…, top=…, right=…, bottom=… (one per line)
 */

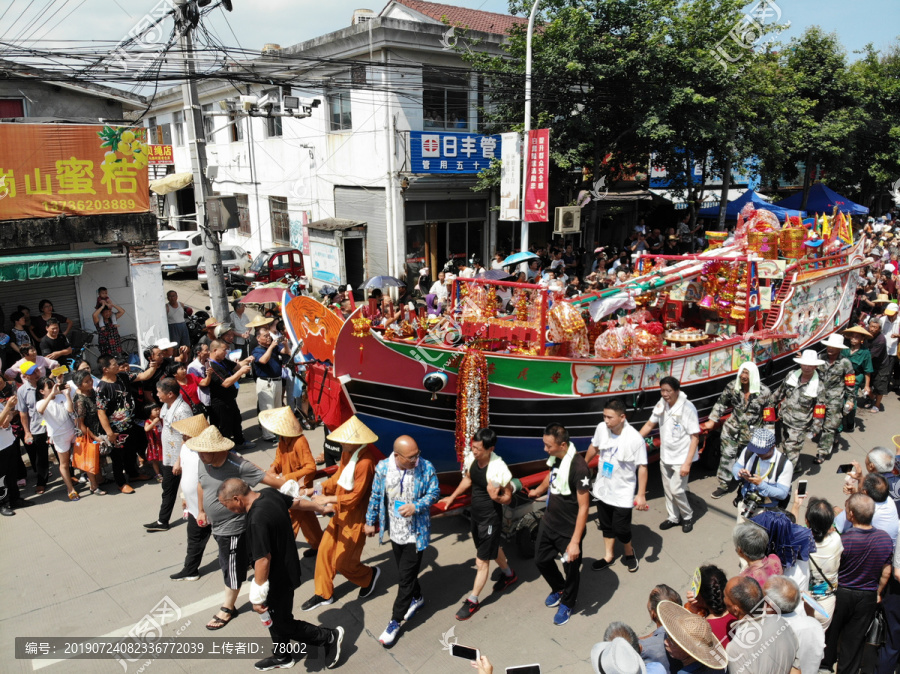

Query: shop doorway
left=343, top=237, right=365, bottom=290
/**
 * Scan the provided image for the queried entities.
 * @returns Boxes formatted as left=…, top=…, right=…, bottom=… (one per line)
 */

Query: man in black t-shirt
left=207, top=339, right=253, bottom=447
left=217, top=478, right=345, bottom=670
left=439, top=427, right=517, bottom=621
left=527, top=422, right=591, bottom=627
left=39, top=319, right=72, bottom=361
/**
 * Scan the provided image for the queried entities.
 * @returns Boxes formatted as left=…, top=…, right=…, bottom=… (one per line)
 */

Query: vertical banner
left=499, top=132, right=521, bottom=221
left=524, top=128, right=549, bottom=222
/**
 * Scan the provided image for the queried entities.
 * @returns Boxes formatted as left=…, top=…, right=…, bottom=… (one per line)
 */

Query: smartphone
left=450, top=644, right=479, bottom=661
left=836, top=464, right=855, bottom=474
left=507, top=666, right=542, bottom=674
left=797, top=480, right=808, bottom=497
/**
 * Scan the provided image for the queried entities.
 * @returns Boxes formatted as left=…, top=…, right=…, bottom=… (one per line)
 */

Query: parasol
left=240, top=286, right=289, bottom=304
left=363, top=275, right=405, bottom=289
left=501, top=251, right=539, bottom=267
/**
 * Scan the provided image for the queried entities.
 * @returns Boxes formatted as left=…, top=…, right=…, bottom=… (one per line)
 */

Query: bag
left=515, top=509, right=544, bottom=559
left=72, top=434, right=101, bottom=475
left=866, top=606, right=886, bottom=647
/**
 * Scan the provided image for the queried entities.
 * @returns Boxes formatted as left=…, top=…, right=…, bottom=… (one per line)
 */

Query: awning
left=0, top=249, right=118, bottom=282
left=307, top=217, right=365, bottom=231
left=150, top=172, right=193, bottom=195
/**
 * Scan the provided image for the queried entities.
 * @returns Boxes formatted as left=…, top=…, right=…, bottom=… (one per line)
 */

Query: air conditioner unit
left=554, top=206, right=581, bottom=234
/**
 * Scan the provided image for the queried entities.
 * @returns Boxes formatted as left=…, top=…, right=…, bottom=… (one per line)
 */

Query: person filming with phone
left=731, top=428, right=793, bottom=521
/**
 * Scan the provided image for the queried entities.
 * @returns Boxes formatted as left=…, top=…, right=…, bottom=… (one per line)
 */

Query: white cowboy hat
left=590, top=638, right=647, bottom=674
left=156, top=338, right=178, bottom=350
left=821, top=334, right=847, bottom=350
left=793, top=349, right=825, bottom=366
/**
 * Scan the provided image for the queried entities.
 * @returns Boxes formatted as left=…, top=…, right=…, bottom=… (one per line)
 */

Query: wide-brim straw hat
left=246, top=315, right=274, bottom=329
left=185, top=425, right=235, bottom=453
left=843, top=326, right=873, bottom=339
left=171, top=413, right=210, bottom=438
left=873, top=294, right=891, bottom=303
left=326, top=415, right=378, bottom=445
left=657, top=601, right=728, bottom=670
left=794, top=349, right=825, bottom=366
left=893, top=434, right=900, bottom=452
left=821, top=334, right=847, bottom=350
left=259, top=407, right=303, bottom=438
left=204, top=317, right=220, bottom=328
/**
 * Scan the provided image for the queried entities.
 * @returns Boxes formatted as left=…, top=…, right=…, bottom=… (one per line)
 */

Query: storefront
left=403, top=195, right=489, bottom=279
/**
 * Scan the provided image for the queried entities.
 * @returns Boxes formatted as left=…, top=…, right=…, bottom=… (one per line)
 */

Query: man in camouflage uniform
left=702, top=362, right=771, bottom=499
left=771, top=349, right=825, bottom=474
left=815, top=334, right=854, bottom=462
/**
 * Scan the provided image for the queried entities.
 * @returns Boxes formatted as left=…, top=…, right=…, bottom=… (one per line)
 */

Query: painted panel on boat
left=643, top=360, right=674, bottom=388
left=573, top=364, right=613, bottom=395
left=683, top=352, right=710, bottom=382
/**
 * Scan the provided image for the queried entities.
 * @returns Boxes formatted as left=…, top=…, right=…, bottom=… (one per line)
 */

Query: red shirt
left=708, top=613, right=738, bottom=647
left=179, top=373, right=202, bottom=406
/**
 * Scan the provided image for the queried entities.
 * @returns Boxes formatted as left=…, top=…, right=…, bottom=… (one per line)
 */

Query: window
left=423, top=69, right=469, bottom=130
left=328, top=93, right=352, bottom=131
left=158, top=122, right=172, bottom=145
left=229, top=113, right=243, bottom=142
left=173, top=110, right=184, bottom=145
left=269, top=196, right=290, bottom=244
left=272, top=253, right=290, bottom=270
left=266, top=115, right=282, bottom=138
left=147, top=116, right=158, bottom=143
left=202, top=104, right=215, bottom=141
left=0, top=99, right=25, bottom=116
left=235, top=194, right=251, bottom=235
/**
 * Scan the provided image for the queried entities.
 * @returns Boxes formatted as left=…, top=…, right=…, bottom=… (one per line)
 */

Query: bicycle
left=65, top=329, right=101, bottom=372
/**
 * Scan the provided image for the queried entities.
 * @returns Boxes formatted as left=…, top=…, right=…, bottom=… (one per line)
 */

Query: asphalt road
left=2, top=275, right=897, bottom=673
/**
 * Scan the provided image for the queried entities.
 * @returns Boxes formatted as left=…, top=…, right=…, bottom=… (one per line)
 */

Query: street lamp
left=519, top=0, right=541, bottom=254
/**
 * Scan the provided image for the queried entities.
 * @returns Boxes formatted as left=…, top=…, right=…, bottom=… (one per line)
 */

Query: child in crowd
left=143, top=404, right=163, bottom=483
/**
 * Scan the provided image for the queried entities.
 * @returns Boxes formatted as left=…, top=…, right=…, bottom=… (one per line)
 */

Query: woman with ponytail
left=684, top=564, right=737, bottom=646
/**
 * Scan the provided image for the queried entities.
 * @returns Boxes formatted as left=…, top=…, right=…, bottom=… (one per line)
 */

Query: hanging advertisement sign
left=499, top=132, right=521, bottom=221
left=409, top=131, right=501, bottom=174
left=147, top=144, right=174, bottom=165
left=523, top=128, right=549, bottom=222
left=0, top=124, right=150, bottom=220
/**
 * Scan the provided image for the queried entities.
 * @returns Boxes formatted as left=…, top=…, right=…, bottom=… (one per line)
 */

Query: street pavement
left=2, top=276, right=897, bottom=673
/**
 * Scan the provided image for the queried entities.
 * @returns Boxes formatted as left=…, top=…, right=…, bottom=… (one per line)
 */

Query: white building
left=147, top=0, right=524, bottom=291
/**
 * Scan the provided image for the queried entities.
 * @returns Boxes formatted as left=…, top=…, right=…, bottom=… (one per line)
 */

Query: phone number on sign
left=42, top=199, right=138, bottom=212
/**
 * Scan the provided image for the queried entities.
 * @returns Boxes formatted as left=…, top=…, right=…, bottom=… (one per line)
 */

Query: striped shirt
left=837, top=527, right=894, bottom=591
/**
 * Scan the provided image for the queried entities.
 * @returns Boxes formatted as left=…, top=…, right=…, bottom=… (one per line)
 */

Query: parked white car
left=159, top=230, right=206, bottom=274
left=197, top=245, right=251, bottom=289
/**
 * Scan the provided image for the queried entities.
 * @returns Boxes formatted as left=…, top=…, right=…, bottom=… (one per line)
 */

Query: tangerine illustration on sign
left=0, top=123, right=150, bottom=220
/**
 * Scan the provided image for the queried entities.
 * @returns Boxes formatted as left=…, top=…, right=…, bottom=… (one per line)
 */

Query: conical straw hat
left=326, top=415, right=378, bottom=445
left=843, top=326, right=872, bottom=339
left=185, top=425, right=235, bottom=453
left=657, top=601, right=728, bottom=670
left=246, top=315, right=274, bottom=329
left=171, top=413, right=210, bottom=438
left=259, top=407, right=303, bottom=438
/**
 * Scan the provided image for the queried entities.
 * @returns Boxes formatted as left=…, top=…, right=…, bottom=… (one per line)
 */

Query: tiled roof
left=390, top=0, right=525, bottom=35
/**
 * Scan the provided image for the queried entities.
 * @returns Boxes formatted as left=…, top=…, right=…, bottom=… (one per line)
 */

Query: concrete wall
left=0, top=81, right=126, bottom=120
left=74, top=257, right=137, bottom=337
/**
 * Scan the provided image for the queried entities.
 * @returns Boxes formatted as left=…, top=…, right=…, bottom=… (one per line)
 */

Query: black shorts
left=471, top=519, right=502, bottom=561
left=595, top=500, right=633, bottom=543
left=215, top=533, right=248, bottom=590
left=873, top=357, right=893, bottom=395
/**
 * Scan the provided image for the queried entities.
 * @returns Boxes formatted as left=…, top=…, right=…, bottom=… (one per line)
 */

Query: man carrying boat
left=702, top=362, right=771, bottom=500
left=438, top=427, right=518, bottom=621
left=813, top=335, right=855, bottom=465
left=770, top=350, right=825, bottom=473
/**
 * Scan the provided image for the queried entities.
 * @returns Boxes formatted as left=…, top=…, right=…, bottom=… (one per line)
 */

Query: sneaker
left=17, top=479, right=26, bottom=488
left=403, top=595, right=425, bottom=621
left=455, top=598, right=479, bottom=621
left=623, top=555, right=639, bottom=572
left=492, top=570, right=518, bottom=593
left=545, top=590, right=562, bottom=608
left=254, top=655, right=294, bottom=671
left=553, top=604, right=572, bottom=626
left=301, top=594, right=334, bottom=611
left=378, top=620, right=401, bottom=646
left=659, top=519, right=680, bottom=531
left=325, top=626, right=344, bottom=669
left=241, top=441, right=257, bottom=449
left=591, top=558, right=613, bottom=571
left=358, top=566, right=381, bottom=599
left=170, top=569, right=199, bottom=581
left=144, top=521, right=169, bottom=532
left=681, top=519, right=694, bottom=533
left=711, top=486, right=729, bottom=499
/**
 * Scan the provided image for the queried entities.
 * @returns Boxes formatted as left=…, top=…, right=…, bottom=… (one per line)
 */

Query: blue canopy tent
left=697, top=189, right=805, bottom=221
left=774, top=183, right=869, bottom=216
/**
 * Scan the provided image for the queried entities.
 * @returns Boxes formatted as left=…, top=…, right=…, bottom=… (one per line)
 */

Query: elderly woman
left=733, top=522, right=782, bottom=586
left=791, top=495, right=842, bottom=629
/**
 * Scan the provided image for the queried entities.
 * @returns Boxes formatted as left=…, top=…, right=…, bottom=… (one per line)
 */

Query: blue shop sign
left=410, top=130, right=502, bottom=174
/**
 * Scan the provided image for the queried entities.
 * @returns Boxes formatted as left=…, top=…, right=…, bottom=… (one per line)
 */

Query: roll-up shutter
left=334, top=186, right=387, bottom=277
left=0, top=276, right=81, bottom=331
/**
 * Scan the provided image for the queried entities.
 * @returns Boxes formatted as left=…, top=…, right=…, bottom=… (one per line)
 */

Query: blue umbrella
left=476, top=269, right=515, bottom=281
left=502, top=251, right=540, bottom=266
left=363, top=275, right=405, bottom=289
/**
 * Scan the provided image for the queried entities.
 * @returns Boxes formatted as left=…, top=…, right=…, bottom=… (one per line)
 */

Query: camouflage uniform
left=816, top=355, right=854, bottom=458
left=840, top=346, right=873, bottom=434
left=772, top=370, right=823, bottom=470
left=708, top=380, right=772, bottom=488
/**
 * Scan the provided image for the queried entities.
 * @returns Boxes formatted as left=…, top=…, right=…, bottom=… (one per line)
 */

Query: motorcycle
left=185, top=306, right=211, bottom=345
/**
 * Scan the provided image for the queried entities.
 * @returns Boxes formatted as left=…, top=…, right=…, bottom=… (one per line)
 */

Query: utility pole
left=174, top=0, right=230, bottom=322
left=519, top=0, right=541, bottom=254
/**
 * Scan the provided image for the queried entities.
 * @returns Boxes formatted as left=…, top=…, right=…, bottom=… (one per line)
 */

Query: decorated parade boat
left=299, top=207, right=866, bottom=478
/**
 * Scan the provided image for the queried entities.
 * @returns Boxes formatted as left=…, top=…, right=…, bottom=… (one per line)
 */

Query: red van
left=241, top=247, right=306, bottom=284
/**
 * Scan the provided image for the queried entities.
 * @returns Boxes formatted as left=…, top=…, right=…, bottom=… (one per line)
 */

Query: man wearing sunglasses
left=364, top=435, right=440, bottom=646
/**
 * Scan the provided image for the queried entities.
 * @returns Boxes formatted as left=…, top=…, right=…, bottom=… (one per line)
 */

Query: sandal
left=35, top=486, right=45, bottom=495
left=206, top=606, right=239, bottom=630
left=68, top=492, right=80, bottom=502
left=91, top=488, right=107, bottom=496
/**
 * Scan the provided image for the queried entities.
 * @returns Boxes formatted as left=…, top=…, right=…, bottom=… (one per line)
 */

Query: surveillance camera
left=256, top=94, right=276, bottom=111
left=239, top=95, right=257, bottom=111
left=282, top=95, right=300, bottom=112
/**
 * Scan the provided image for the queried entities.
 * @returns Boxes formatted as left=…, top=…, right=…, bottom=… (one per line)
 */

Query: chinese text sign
left=524, top=129, right=549, bottom=222
left=410, top=131, right=502, bottom=174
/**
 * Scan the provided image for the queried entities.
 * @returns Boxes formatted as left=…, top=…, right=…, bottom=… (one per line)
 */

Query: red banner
left=524, top=128, right=549, bottom=222
left=147, top=144, right=174, bottom=165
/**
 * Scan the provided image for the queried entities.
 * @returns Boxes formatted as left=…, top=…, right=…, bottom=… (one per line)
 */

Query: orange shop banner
left=148, top=144, right=174, bottom=165
left=0, top=124, right=150, bottom=221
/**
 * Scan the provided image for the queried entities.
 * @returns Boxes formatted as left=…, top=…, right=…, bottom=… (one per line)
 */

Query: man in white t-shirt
left=585, top=399, right=648, bottom=573
left=168, top=414, right=211, bottom=581
left=640, top=377, right=700, bottom=533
